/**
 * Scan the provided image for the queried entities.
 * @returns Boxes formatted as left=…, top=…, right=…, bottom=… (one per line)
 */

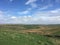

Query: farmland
left=0, top=24, right=60, bottom=45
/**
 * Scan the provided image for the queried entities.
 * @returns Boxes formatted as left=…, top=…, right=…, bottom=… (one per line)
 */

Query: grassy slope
left=0, top=31, right=55, bottom=45
left=0, top=24, right=60, bottom=45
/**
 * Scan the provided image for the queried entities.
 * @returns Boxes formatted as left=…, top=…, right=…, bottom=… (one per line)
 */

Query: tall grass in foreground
left=0, top=31, right=58, bottom=45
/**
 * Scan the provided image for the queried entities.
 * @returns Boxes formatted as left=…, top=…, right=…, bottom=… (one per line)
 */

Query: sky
left=0, top=0, right=60, bottom=24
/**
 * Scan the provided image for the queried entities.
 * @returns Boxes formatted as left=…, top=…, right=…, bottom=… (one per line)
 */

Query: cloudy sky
left=0, top=0, right=60, bottom=24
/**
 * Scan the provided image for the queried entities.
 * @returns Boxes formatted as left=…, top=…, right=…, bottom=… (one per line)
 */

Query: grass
left=0, top=31, right=54, bottom=45
left=0, top=24, right=60, bottom=45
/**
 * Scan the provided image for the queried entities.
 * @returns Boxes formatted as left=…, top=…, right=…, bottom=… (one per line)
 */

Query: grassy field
left=0, top=24, right=60, bottom=45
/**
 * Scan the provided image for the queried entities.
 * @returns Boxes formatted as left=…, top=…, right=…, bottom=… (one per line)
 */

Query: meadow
left=0, top=24, right=60, bottom=45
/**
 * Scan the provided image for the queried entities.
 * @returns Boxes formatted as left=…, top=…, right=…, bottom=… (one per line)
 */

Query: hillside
left=0, top=24, right=60, bottom=45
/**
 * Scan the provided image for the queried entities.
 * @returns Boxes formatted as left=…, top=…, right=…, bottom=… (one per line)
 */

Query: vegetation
left=0, top=24, right=60, bottom=45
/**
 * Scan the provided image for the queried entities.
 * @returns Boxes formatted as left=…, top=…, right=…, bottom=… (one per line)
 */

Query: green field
left=0, top=24, right=60, bottom=45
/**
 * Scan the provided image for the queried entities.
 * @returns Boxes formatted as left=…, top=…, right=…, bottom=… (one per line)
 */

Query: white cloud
left=0, top=11, right=4, bottom=15
left=39, top=6, right=49, bottom=10
left=50, top=9, right=60, bottom=13
left=18, top=10, right=29, bottom=14
left=18, top=11, right=29, bottom=14
left=25, top=0, right=37, bottom=5
left=18, top=8, right=31, bottom=14
left=11, top=16, right=17, bottom=19
left=30, top=3, right=37, bottom=8
left=0, top=8, right=60, bottom=24
left=39, top=5, right=52, bottom=10
left=39, top=6, right=48, bottom=10
left=25, top=0, right=53, bottom=11
left=25, top=0, right=37, bottom=8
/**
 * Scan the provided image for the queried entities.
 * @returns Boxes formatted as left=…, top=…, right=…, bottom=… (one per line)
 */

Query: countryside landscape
left=0, top=0, right=60, bottom=45
left=0, top=24, right=60, bottom=45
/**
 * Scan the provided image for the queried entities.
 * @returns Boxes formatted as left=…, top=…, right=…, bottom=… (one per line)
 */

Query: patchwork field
left=0, top=24, right=60, bottom=45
